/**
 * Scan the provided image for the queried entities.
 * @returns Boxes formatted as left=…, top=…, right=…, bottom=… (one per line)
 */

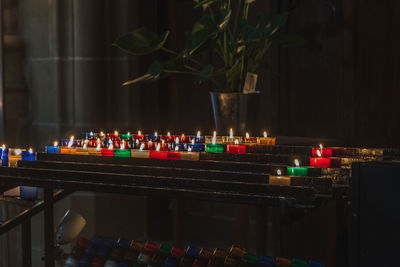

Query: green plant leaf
left=123, top=60, right=165, bottom=86
left=187, top=10, right=231, bottom=55
left=268, top=13, right=289, bottom=36
left=113, top=27, right=169, bottom=56
left=194, top=0, right=217, bottom=8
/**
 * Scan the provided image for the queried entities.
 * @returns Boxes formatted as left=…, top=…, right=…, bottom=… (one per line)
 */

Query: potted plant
left=114, top=0, right=301, bottom=135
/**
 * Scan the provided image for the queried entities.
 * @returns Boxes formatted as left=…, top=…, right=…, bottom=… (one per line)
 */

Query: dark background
left=2, top=0, right=400, bottom=149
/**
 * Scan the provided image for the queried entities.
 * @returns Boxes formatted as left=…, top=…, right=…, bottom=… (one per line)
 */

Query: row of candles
left=46, top=130, right=277, bottom=158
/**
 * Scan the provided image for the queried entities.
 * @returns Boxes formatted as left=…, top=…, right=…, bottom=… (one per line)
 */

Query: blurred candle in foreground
left=269, top=169, right=291, bottom=186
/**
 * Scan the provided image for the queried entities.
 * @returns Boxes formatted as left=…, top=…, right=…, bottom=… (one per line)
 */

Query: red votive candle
left=226, top=145, right=246, bottom=154
left=167, top=151, right=181, bottom=160
left=149, top=150, right=168, bottom=159
left=311, top=147, right=333, bottom=157
left=309, top=157, right=341, bottom=168
left=101, top=148, right=114, bottom=157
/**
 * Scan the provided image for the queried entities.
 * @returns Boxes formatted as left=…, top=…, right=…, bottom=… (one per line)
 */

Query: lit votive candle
left=205, top=143, right=226, bottom=153
left=8, top=148, right=25, bottom=168
left=309, top=156, right=341, bottom=168
left=180, top=151, right=200, bottom=161
left=60, top=136, right=77, bottom=154
left=269, top=169, right=291, bottom=186
left=287, top=159, right=308, bottom=176
left=227, top=139, right=246, bottom=154
left=88, top=147, right=102, bottom=156
left=309, top=149, right=341, bottom=168
left=244, top=132, right=257, bottom=145
left=113, top=140, right=130, bottom=157
left=167, top=150, right=181, bottom=160
left=312, top=144, right=334, bottom=157
left=1, top=145, right=8, bottom=166
left=131, top=144, right=150, bottom=158
left=22, top=149, right=37, bottom=161
left=257, top=131, right=276, bottom=146
left=187, top=139, right=204, bottom=152
left=149, top=144, right=168, bottom=159
left=46, top=141, right=60, bottom=154
left=120, top=132, right=133, bottom=141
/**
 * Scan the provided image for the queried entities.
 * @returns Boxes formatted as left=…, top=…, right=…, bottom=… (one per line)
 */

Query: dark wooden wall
left=3, top=0, right=400, bottom=147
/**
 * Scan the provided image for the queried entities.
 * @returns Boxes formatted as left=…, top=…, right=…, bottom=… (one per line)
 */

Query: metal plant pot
left=210, top=92, right=260, bottom=136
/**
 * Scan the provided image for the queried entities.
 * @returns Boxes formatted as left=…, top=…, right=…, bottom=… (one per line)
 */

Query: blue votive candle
left=46, top=142, right=61, bottom=154
left=22, top=150, right=37, bottom=161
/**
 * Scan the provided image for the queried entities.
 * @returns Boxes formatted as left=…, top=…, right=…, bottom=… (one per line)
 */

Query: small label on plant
left=243, top=73, right=258, bottom=94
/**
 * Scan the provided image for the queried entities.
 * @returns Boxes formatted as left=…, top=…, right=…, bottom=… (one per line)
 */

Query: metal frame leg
left=44, top=187, right=55, bottom=267
left=22, top=220, right=32, bottom=267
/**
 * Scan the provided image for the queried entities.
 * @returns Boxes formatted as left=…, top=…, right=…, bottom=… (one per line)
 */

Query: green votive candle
left=205, top=144, right=226, bottom=153
left=113, top=149, right=131, bottom=157
left=120, top=133, right=132, bottom=140
left=286, top=166, right=308, bottom=176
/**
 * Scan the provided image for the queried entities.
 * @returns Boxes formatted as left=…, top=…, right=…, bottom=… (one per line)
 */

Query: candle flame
left=213, top=131, right=217, bottom=138
left=28, top=148, right=33, bottom=154
left=127, top=132, right=131, bottom=136
left=197, top=131, right=201, bottom=138
left=121, top=140, right=125, bottom=150
left=264, top=131, right=268, bottom=138
left=100, top=131, right=105, bottom=137
left=90, top=131, right=94, bottom=136
left=295, top=159, right=300, bottom=167
left=317, top=150, right=322, bottom=157
left=277, top=169, right=282, bottom=176
left=2, top=144, right=5, bottom=150
left=67, top=136, right=74, bottom=148
left=230, top=128, right=233, bottom=139
left=108, top=140, right=113, bottom=150
left=191, top=139, right=195, bottom=145
left=154, top=131, right=158, bottom=137
left=139, top=143, right=145, bottom=151
left=138, top=130, right=142, bottom=136
left=175, top=146, right=179, bottom=151
left=181, top=133, right=185, bottom=138
left=54, top=141, right=58, bottom=147
left=96, top=138, right=101, bottom=150
left=188, top=146, right=192, bottom=152
left=234, top=139, right=239, bottom=145
left=212, top=136, right=216, bottom=145
left=167, top=132, right=171, bottom=137
left=114, top=131, right=118, bottom=136
left=83, top=139, right=88, bottom=149
left=156, top=143, right=161, bottom=151
left=319, top=144, right=323, bottom=149
left=136, top=139, right=139, bottom=145
left=175, top=137, right=179, bottom=144
left=15, top=149, right=22, bottom=155
left=246, top=132, right=250, bottom=139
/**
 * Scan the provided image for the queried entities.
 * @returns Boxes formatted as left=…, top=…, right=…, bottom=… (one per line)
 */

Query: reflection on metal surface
left=210, top=92, right=260, bottom=136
